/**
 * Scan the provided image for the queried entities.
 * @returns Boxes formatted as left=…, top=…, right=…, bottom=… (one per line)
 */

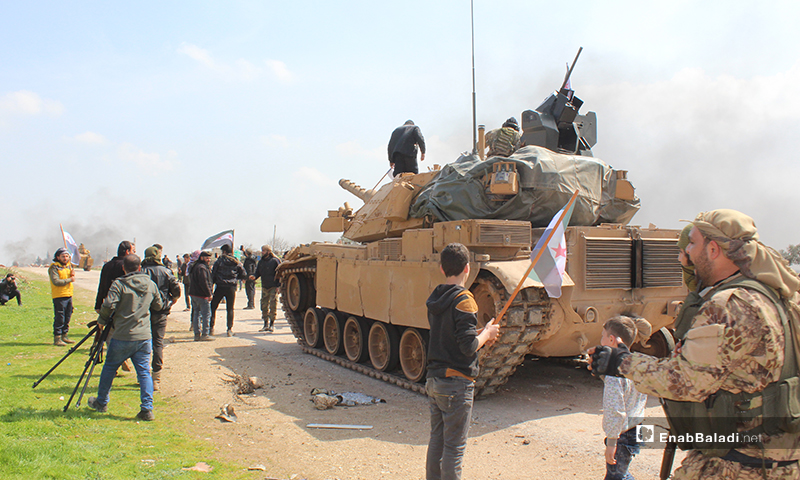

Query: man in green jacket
left=88, top=254, right=164, bottom=421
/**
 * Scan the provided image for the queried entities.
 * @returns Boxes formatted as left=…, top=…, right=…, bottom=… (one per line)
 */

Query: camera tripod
left=33, top=320, right=112, bottom=411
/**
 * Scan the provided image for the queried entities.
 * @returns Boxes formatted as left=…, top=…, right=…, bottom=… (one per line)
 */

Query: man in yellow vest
left=49, top=247, right=76, bottom=346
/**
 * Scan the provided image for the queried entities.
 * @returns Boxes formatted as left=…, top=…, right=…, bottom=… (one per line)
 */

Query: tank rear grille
left=585, top=238, right=632, bottom=289
left=642, top=239, right=683, bottom=287
left=478, top=223, right=531, bottom=245
left=378, top=238, right=402, bottom=260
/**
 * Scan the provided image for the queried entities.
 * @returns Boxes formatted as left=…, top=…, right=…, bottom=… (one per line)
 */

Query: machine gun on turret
left=520, top=47, right=597, bottom=157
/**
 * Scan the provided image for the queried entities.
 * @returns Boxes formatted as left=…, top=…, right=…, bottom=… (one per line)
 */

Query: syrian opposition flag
left=527, top=195, right=577, bottom=298
left=61, top=227, right=81, bottom=266
left=201, top=229, right=234, bottom=250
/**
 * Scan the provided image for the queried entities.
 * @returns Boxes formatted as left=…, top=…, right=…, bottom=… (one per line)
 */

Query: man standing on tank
left=388, top=120, right=426, bottom=176
left=209, top=244, right=246, bottom=336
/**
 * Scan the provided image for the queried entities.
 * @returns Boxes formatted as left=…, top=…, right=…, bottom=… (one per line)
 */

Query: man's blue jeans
left=191, top=296, right=211, bottom=336
left=426, top=376, right=474, bottom=480
left=95, top=338, right=153, bottom=412
left=52, top=297, right=73, bottom=335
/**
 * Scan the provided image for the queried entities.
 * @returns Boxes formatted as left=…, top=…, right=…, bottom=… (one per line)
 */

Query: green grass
left=0, top=269, right=254, bottom=479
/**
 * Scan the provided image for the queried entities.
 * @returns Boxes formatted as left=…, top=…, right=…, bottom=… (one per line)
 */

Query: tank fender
left=479, top=259, right=575, bottom=294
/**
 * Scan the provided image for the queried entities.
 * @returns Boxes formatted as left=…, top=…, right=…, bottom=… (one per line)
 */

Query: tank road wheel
left=303, top=307, right=324, bottom=348
left=632, top=327, right=675, bottom=358
left=368, top=322, right=399, bottom=372
left=343, top=316, right=370, bottom=363
left=286, top=273, right=308, bottom=312
left=323, top=311, right=345, bottom=355
left=399, top=328, right=427, bottom=383
left=471, top=277, right=503, bottom=329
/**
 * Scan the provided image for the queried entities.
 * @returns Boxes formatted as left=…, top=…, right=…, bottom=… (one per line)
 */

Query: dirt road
left=22, top=266, right=683, bottom=479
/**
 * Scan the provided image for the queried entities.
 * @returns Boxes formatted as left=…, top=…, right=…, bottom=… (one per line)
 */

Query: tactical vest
left=662, top=276, right=800, bottom=455
left=488, top=127, right=519, bottom=157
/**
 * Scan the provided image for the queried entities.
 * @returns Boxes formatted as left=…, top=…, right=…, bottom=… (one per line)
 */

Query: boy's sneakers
left=136, top=409, right=155, bottom=421
left=87, top=396, right=107, bottom=413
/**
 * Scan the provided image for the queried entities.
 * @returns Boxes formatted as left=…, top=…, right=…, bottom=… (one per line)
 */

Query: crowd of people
left=20, top=240, right=282, bottom=422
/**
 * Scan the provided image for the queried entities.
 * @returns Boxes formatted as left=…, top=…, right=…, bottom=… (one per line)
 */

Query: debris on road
left=214, top=404, right=237, bottom=423
left=307, top=423, right=373, bottom=430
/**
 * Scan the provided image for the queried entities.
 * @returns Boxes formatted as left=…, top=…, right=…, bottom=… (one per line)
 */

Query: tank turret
left=520, top=47, right=597, bottom=156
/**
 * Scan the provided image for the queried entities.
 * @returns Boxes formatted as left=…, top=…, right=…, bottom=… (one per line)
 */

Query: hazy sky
left=3, top=1, right=800, bottom=264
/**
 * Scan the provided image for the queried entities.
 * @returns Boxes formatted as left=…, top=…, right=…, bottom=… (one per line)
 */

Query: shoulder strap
left=717, top=277, right=797, bottom=381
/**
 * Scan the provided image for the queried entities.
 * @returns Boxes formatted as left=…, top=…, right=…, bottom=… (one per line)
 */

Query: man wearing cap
left=49, top=248, right=76, bottom=346
left=589, top=209, right=800, bottom=479
left=141, top=246, right=181, bottom=390
left=188, top=250, right=213, bottom=341
left=388, top=120, right=426, bottom=176
left=485, top=117, right=522, bottom=158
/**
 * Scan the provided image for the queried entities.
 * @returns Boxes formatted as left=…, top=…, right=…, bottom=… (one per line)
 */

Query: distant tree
left=270, top=236, right=294, bottom=257
left=780, top=244, right=800, bottom=265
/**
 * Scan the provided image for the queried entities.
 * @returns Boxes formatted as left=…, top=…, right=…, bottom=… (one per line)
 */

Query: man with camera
left=0, top=273, right=22, bottom=306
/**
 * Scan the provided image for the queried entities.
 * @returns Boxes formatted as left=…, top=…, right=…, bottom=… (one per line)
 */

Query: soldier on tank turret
left=484, top=117, right=521, bottom=157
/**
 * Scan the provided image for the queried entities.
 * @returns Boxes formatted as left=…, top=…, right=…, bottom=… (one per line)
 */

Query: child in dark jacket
left=425, top=243, right=499, bottom=480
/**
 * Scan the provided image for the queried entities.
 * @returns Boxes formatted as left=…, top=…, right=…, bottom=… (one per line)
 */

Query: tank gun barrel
left=560, top=46, right=583, bottom=92
left=339, top=179, right=375, bottom=202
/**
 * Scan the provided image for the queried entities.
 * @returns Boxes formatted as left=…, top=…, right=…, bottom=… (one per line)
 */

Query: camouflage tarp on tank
left=408, top=145, right=639, bottom=227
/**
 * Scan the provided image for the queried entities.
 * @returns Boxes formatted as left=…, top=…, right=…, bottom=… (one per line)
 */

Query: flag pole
left=59, top=224, right=68, bottom=250
left=489, top=190, right=579, bottom=326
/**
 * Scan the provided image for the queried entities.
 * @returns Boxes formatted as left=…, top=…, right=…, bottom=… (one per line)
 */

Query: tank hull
left=278, top=220, right=685, bottom=397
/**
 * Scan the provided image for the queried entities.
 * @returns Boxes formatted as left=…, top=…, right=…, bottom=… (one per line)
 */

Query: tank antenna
left=470, top=0, right=477, bottom=154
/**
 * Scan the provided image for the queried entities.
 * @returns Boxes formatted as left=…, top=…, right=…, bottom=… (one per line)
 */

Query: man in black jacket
left=250, top=245, right=281, bottom=332
left=188, top=251, right=213, bottom=341
left=242, top=249, right=257, bottom=310
left=209, top=244, right=246, bottom=337
left=95, top=241, right=135, bottom=313
left=141, top=246, right=181, bottom=390
left=0, top=273, right=22, bottom=306
left=387, top=120, right=426, bottom=176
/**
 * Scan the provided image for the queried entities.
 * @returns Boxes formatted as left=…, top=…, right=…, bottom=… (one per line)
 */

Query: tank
left=277, top=76, right=686, bottom=397
left=78, top=244, right=94, bottom=272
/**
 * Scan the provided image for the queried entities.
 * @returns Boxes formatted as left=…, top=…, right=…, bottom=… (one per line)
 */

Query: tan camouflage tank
left=277, top=78, right=686, bottom=397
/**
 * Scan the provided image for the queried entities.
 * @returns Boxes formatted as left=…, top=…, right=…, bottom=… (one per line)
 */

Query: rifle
left=660, top=441, right=677, bottom=480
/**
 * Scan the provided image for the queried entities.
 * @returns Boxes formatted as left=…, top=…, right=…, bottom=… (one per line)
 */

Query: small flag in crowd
left=527, top=198, right=577, bottom=298
left=201, top=229, right=234, bottom=250
left=62, top=229, right=81, bottom=266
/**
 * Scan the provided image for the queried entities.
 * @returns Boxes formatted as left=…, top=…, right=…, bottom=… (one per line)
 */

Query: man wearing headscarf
left=49, top=248, right=75, bottom=346
left=141, top=246, right=181, bottom=391
left=589, top=209, right=800, bottom=479
left=387, top=120, right=426, bottom=176
left=484, top=117, right=522, bottom=158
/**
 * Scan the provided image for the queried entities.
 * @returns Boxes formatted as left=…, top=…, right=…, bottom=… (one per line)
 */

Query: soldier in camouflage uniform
left=485, top=117, right=522, bottom=157
left=590, top=209, right=800, bottom=479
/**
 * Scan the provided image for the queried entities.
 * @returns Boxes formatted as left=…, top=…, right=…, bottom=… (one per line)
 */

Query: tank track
left=473, top=276, right=552, bottom=396
left=279, top=266, right=552, bottom=397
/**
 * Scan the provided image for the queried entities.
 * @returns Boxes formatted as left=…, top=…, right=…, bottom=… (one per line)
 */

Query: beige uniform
left=620, top=274, right=800, bottom=479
